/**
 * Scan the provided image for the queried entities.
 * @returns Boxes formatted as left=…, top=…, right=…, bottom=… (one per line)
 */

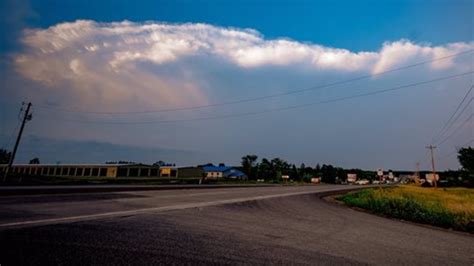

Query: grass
left=338, top=185, right=474, bottom=232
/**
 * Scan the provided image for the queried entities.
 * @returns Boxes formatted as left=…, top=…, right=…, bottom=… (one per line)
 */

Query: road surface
left=0, top=185, right=473, bottom=265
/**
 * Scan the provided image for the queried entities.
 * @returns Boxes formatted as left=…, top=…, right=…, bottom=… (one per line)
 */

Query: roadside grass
left=338, top=185, right=474, bottom=232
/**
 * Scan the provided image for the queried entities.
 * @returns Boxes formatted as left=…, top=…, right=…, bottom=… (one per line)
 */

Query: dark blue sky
left=0, top=0, right=473, bottom=170
left=2, top=0, right=472, bottom=51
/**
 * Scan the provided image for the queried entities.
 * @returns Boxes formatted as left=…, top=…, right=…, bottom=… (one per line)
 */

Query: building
left=176, top=166, right=204, bottom=179
left=202, top=165, right=247, bottom=180
left=0, top=163, right=176, bottom=178
left=347, top=173, right=357, bottom=183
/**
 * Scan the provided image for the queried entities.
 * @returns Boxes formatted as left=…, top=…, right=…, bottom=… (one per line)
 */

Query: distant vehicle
left=372, top=180, right=381, bottom=185
left=355, top=179, right=370, bottom=185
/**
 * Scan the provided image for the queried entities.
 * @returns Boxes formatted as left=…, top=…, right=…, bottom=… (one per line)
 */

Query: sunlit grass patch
left=338, top=186, right=474, bottom=232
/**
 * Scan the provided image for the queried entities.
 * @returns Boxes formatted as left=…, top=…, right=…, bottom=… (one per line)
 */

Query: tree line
left=0, top=147, right=472, bottom=185
left=240, top=154, right=374, bottom=183
left=241, top=148, right=474, bottom=185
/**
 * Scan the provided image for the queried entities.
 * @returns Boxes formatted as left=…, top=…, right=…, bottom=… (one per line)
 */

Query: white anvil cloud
left=13, top=20, right=473, bottom=110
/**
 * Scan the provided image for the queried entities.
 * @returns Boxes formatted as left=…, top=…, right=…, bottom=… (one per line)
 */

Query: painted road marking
left=0, top=190, right=321, bottom=229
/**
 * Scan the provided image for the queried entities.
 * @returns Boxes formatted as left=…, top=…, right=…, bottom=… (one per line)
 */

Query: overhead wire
left=431, top=85, right=473, bottom=144
left=34, top=49, right=474, bottom=115
left=439, top=138, right=474, bottom=159
left=46, top=71, right=473, bottom=125
left=437, top=113, right=473, bottom=146
left=434, top=96, right=473, bottom=145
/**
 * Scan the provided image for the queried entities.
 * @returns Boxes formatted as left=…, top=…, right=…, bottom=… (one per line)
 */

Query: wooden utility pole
left=3, top=102, right=32, bottom=181
left=426, top=145, right=437, bottom=188
left=414, top=162, right=420, bottom=184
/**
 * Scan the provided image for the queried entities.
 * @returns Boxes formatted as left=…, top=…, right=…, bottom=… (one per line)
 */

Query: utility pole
left=426, top=145, right=437, bottom=188
left=414, top=162, right=420, bottom=184
left=3, top=102, right=32, bottom=181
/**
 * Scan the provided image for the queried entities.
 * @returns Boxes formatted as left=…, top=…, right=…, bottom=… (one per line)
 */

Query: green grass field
left=338, top=186, right=474, bottom=232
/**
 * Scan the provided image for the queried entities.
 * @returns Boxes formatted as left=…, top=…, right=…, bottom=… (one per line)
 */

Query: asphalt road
left=0, top=185, right=473, bottom=265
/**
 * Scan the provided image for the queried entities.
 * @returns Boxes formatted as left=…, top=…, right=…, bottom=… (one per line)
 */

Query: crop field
left=338, top=185, right=474, bottom=232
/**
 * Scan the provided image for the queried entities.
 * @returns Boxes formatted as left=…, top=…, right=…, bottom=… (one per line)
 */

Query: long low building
left=0, top=163, right=176, bottom=178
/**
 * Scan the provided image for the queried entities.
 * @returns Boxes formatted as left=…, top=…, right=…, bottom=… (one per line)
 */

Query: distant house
left=202, top=165, right=247, bottom=180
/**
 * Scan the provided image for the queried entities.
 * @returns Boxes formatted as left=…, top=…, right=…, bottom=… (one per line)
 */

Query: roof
left=202, top=166, right=247, bottom=177
left=0, top=163, right=156, bottom=167
left=202, top=165, right=229, bottom=172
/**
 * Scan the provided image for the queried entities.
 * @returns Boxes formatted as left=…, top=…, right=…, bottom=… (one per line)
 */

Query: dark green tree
left=271, top=158, right=289, bottom=172
left=29, top=157, right=40, bottom=164
left=315, top=164, right=321, bottom=172
left=257, top=158, right=272, bottom=180
left=0, top=149, right=11, bottom=164
left=458, top=147, right=474, bottom=185
left=458, top=147, right=474, bottom=173
left=321, top=164, right=337, bottom=183
left=241, top=154, right=258, bottom=179
left=290, top=164, right=299, bottom=180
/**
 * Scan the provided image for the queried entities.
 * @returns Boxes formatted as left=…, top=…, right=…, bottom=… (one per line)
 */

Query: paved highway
left=0, top=185, right=473, bottom=265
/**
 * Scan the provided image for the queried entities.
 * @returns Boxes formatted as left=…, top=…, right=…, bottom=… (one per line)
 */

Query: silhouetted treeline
left=241, top=154, right=374, bottom=183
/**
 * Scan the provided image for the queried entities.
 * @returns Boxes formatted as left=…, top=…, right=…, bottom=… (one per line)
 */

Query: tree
left=299, top=163, right=306, bottom=177
left=321, top=164, right=337, bottom=183
left=257, top=158, right=272, bottom=180
left=271, top=158, right=289, bottom=173
left=241, top=154, right=258, bottom=179
left=29, top=157, right=40, bottom=164
left=153, top=160, right=166, bottom=166
left=290, top=164, right=299, bottom=180
left=458, top=147, right=474, bottom=173
left=0, top=149, right=11, bottom=164
left=315, top=164, right=321, bottom=172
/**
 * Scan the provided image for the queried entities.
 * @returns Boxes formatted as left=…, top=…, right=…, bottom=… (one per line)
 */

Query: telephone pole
left=3, top=102, right=32, bottom=181
left=426, top=145, right=437, bottom=188
left=414, top=162, right=420, bottom=184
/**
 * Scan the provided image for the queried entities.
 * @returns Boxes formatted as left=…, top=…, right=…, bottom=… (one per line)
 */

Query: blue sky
left=1, top=0, right=472, bottom=52
left=0, top=0, right=473, bottom=170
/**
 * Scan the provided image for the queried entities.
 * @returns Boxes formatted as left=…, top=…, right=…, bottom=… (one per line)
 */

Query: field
left=338, top=186, right=474, bottom=232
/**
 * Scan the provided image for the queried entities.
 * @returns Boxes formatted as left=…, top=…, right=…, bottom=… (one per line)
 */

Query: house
left=202, top=165, right=247, bottom=180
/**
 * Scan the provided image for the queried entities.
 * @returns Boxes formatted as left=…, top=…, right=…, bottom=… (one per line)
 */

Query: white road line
left=0, top=190, right=321, bottom=229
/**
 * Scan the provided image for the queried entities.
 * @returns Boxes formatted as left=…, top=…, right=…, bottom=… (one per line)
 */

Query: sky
left=0, top=0, right=473, bottom=170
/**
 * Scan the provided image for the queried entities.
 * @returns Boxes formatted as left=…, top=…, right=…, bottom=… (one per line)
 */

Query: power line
left=34, top=49, right=474, bottom=115
left=439, top=138, right=474, bottom=159
left=435, top=97, right=473, bottom=144
left=46, top=71, right=473, bottom=125
left=432, top=85, right=473, bottom=143
left=437, top=113, right=473, bottom=146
